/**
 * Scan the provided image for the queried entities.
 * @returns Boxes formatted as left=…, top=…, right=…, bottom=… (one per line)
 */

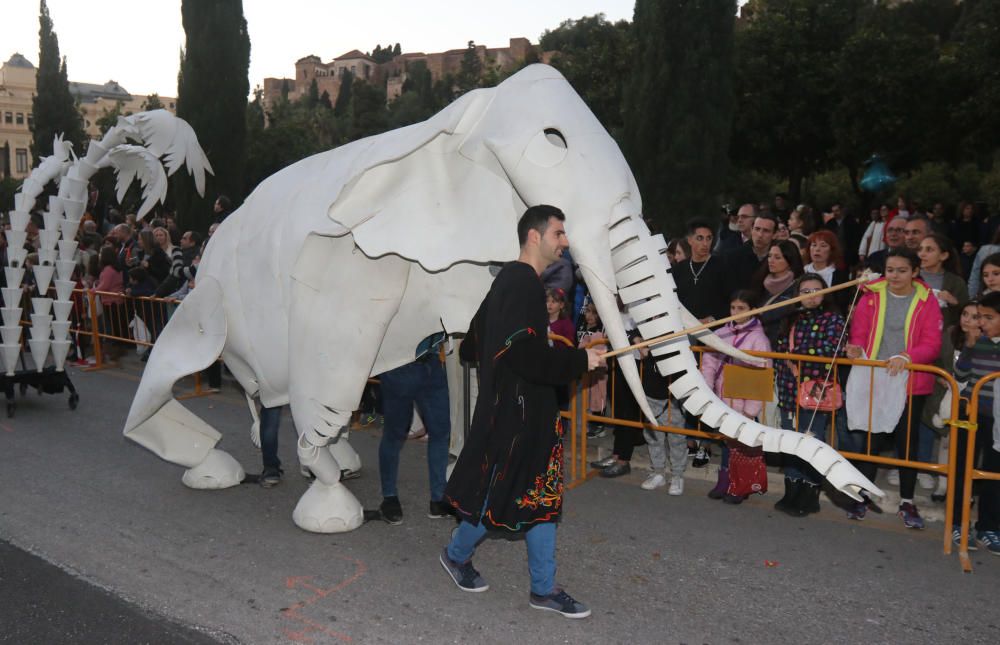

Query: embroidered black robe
left=445, top=261, right=588, bottom=531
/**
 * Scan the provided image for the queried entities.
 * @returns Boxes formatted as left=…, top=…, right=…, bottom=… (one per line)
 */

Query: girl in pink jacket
left=845, top=248, right=943, bottom=528
left=701, top=290, right=773, bottom=503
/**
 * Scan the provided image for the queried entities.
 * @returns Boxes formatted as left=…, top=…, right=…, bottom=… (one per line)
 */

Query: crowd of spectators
left=552, top=194, right=999, bottom=555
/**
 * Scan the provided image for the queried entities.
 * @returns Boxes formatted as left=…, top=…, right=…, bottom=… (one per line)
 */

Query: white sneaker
left=887, top=469, right=900, bottom=486
left=668, top=475, right=684, bottom=496
left=917, top=472, right=935, bottom=490
left=641, top=473, right=666, bottom=490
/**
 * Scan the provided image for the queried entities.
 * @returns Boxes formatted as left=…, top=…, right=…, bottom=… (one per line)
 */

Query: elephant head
left=328, top=64, right=880, bottom=500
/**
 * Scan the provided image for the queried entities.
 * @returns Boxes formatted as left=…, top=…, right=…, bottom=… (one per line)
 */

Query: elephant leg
left=123, top=276, right=244, bottom=489
left=287, top=234, right=410, bottom=533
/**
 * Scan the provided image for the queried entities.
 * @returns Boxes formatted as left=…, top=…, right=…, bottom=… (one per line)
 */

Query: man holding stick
left=441, top=205, right=606, bottom=618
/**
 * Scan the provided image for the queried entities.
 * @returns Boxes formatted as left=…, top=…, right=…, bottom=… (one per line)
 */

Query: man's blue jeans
left=447, top=518, right=557, bottom=596
left=378, top=359, right=450, bottom=501
left=260, top=405, right=282, bottom=469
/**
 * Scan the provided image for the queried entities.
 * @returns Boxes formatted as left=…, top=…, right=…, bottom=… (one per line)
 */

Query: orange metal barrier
left=954, top=372, right=1000, bottom=572
left=562, top=343, right=968, bottom=558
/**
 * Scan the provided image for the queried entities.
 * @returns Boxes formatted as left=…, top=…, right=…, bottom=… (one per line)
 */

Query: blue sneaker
left=846, top=501, right=867, bottom=521
left=898, top=502, right=925, bottom=529
left=529, top=588, right=591, bottom=618
left=976, top=530, right=1000, bottom=556
left=952, top=525, right=978, bottom=551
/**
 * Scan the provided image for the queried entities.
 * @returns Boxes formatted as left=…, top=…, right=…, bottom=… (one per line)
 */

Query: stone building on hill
left=262, top=37, right=537, bottom=112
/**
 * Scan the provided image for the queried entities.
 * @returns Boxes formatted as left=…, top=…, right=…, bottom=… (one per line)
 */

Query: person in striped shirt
left=953, top=292, right=1000, bottom=554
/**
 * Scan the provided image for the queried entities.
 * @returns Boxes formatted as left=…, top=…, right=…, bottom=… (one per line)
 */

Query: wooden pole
left=602, top=274, right=869, bottom=360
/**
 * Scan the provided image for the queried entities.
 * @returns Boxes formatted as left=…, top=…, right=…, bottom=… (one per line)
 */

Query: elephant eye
left=544, top=128, right=567, bottom=149
left=524, top=128, right=568, bottom=167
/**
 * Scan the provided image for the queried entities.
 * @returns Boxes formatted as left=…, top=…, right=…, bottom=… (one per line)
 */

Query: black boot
left=786, top=481, right=820, bottom=517
left=800, top=482, right=821, bottom=515
left=774, top=477, right=799, bottom=513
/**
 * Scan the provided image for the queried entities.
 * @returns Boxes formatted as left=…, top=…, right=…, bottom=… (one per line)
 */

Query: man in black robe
left=440, top=205, right=605, bottom=619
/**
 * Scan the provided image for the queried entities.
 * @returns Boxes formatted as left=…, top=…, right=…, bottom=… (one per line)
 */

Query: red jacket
left=848, top=278, right=942, bottom=395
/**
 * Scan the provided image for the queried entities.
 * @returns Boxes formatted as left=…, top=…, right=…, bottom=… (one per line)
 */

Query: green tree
left=732, top=0, right=865, bottom=201
left=96, top=101, right=125, bottom=135
left=31, top=0, right=85, bottom=164
left=953, top=0, right=1000, bottom=163
left=623, top=0, right=737, bottom=233
left=540, top=14, right=633, bottom=138
left=832, top=2, right=957, bottom=194
left=305, top=78, right=320, bottom=108
left=456, top=41, right=483, bottom=94
left=334, top=71, right=353, bottom=117
left=174, top=0, right=250, bottom=232
left=348, top=80, right=387, bottom=141
left=142, top=94, right=165, bottom=110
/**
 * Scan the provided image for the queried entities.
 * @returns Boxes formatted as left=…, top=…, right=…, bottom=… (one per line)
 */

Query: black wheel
left=68, top=393, right=79, bottom=410
left=6, top=402, right=14, bottom=418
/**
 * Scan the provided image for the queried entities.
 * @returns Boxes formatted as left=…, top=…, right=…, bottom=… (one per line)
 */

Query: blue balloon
left=860, top=156, right=896, bottom=193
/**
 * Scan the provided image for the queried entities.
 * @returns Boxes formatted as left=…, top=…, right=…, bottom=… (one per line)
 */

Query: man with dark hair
left=903, top=216, right=931, bottom=251
left=673, top=218, right=728, bottom=322
left=725, top=213, right=777, bottom=294
left=441, top=204, right=605, bottom=618
left=716, top=203, right=757, bottom=254
left=213, top=195, right=232, bottom=224
left=822, top=203, right=862, bottom=266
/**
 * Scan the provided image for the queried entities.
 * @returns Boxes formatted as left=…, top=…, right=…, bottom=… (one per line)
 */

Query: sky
left=1, top=1, right=637, bottom=98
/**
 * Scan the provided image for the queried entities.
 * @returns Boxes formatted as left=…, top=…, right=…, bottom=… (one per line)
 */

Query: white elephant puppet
left=123, top=64, right=883, bottom=533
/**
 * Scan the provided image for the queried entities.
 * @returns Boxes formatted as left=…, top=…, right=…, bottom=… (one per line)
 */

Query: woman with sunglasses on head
left=772, top=274, right=848, bottom=517
left=917, top=233, right=968, bottom=328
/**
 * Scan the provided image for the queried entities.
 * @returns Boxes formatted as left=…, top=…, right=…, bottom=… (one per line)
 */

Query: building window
left=16, top=113, right=24, bottom=125
left=169, top=102, right=175, bottom=109
left=3, top=112, right=11, bottom=124
left=15, top=148, right=28, bottom=174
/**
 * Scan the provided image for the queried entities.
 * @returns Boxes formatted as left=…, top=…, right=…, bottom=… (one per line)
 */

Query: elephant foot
left=181, top=449, right=245, bottom=489
left=292, top=481, right=364, bottom=533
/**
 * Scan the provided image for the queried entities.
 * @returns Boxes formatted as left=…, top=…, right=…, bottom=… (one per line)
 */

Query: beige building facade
left=0, top=52, right=176, bottom=180
left=263, top=37, right=537, bottom=112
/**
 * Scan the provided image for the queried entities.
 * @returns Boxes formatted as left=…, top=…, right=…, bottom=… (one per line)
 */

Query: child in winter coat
left=577, top=302, right=608, bottom=439
left=701, top=290, right=773, bottom=504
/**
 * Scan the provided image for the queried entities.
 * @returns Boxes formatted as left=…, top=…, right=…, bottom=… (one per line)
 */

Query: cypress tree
left=623, top=0, right=736, bottom=234
left=31, top=0, right=85, bottom=164
left=174, top=0, right=250, bottom=232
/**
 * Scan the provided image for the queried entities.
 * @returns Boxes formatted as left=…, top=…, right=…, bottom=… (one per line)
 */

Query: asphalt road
left=2, top=359, right=999, bottom=644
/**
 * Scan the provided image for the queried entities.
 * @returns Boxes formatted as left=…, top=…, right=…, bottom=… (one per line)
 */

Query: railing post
left=86, top=288, right=103, bottom=369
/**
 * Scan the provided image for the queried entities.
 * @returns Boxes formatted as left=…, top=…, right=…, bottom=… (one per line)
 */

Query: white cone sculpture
left=31, top=297, right=53, bottom=317
left=6, top=230, right=27, bottom=250
left=51, top=340, right=71, bottom=372
left=56, top=260, right=75, bottom=282
left=60, top=219, right=80, bottom=242
left=0, top=307, right=22, bottom=327
left=33, top=264, right=55, bottom=295
left=52, top=300, right=73, bottom=322
left=2, top=288, right=22, bottom=308
left=28, top=338, right=50, bottom=372
left=39, top=249, right=57, bottom=265
left=61, top=198, right=86, bottom=221
left=39, top=230, right=59, bottom=251
left=4, top=267, right=24, bottom=288
left=58, top=240, right=78, bottom=262
left=0, top=343, right=20, bottom=375
left=54, top=280, right=75, bottom=302
left=10, top=211, right=29, bottom=231
left=9, top=249, right=27, bottom=268
left=0, top=326, right=22, bottom=345
left=42, top=210, right=60, bottom=232
left=51, top=321, right=71, bottom=341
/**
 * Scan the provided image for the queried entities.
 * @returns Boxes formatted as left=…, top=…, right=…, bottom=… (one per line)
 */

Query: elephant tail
left=123, top=276, right=229, bottom=468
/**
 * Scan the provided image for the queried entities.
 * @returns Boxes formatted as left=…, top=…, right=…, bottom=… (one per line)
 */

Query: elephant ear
left=328, top=88, right=523, bottom=271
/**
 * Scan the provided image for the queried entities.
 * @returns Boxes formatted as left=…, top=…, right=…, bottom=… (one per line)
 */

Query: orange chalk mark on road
left=280, top=555, right=367, bottom=644
left=0, top=423, right=13, bottom=433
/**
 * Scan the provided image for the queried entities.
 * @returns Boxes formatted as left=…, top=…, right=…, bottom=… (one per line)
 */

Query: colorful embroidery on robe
left=514, top=418, right=564, bottom=512
left=493, top=327, right=536, bottom=361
